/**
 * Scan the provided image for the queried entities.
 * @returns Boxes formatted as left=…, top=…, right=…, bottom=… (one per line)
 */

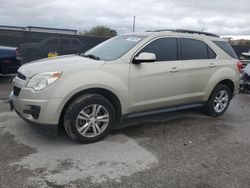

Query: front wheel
left=64, top=94, right=115, bottom=143
left=205, top=84, right=232, bottom=116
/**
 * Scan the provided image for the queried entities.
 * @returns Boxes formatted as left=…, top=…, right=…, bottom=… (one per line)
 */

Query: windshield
left=83, top=35, right=146, bottom=61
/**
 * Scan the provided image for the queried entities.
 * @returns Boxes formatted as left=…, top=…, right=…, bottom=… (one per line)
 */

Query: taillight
left=3, top=60, right=12, bottom=64
left=16, top=48, right=21, bottom=60
left=236, top=60, right=242, bottom=73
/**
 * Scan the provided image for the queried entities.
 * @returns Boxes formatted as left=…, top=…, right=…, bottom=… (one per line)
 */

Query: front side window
left=181, top=38, right=216, bottom=60
left=138, top=37, right=178, bottom=61
left=84, top=35, right=146, bottom=61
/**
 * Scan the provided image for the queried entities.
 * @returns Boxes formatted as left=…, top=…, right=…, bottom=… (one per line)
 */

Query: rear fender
left=204, top=67, right=239, bottom=100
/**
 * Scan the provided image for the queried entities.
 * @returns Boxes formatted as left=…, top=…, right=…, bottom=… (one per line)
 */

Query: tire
left=63, top=94, right=115, bottom=143
left=205, top=84, right=232, bottom=117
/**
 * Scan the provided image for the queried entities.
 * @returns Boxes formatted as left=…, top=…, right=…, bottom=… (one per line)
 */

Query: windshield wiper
left=83, top=54, right=100, bottom=60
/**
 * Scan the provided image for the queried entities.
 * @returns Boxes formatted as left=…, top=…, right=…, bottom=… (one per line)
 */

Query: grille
left=17, top=72, right=26, bottom=80
left=13, top=86, right=21, bottom=96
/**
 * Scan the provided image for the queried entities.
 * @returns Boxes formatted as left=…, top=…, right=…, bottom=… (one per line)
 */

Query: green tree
left=84, top=26, right=117, bottom=37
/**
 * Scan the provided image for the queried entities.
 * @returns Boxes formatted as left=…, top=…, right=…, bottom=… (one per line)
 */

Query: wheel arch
left=59, top=88, right=122, bottom=126
left=217, top=79, right=235, bottom=96
left=207, top=79, right=235, bottom=101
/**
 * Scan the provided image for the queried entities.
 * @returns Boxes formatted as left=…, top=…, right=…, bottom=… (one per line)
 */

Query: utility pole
left=133, top=16, right=136, bottom=32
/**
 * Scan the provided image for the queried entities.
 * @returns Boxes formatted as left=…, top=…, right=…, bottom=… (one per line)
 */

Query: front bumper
left=9, top=91, right=64, bottom=135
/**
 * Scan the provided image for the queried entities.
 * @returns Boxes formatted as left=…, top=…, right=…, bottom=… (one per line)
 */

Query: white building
left=0, top=25, right=25, bottom=31
left=0, top=25, right=77, bottom=35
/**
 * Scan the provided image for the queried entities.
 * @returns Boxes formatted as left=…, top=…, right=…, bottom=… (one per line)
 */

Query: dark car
left=0, top=46, right=21, bottom=75
left=18, top=37, right=87, bottom=64
left=231, top=45, right=250, bottom=68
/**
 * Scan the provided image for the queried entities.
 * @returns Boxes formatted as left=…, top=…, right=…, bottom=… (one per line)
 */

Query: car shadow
left=29, top=107, right=209, bottom=142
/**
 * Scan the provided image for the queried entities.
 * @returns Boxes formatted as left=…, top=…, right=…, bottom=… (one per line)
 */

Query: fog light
left=23, top=105, right=41, bottom=119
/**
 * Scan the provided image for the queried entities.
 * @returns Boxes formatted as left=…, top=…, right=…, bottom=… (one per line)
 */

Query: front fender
left=52, top=68, right=129, bottom=116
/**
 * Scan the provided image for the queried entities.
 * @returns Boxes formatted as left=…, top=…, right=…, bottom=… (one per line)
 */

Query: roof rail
left=145, top=29, right=219, bottom=38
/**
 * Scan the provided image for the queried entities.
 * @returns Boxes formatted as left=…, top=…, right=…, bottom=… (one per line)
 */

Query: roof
left=26, top=26, right=77, bottom=33
left=123, top=29, right=223, bottom=41
left=146, top=29, right=220, bottom=38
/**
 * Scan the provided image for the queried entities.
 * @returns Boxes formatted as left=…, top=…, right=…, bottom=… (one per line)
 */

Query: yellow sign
left=48, top=52, right=58, bottom=58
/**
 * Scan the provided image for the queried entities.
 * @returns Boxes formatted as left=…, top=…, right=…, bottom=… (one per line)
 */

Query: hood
left=18, top=55, right=104, bottom=77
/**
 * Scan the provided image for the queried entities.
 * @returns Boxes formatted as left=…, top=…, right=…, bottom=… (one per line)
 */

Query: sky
left=0, top=0, right=249, bottom=35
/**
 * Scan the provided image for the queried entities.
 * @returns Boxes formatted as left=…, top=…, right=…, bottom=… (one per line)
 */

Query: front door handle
left=208, top=63, right=216, bottom=68
left=170, top=67, right=180, bottom=73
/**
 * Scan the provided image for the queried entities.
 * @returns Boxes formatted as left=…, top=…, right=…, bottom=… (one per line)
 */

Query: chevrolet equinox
left=10, top=29, right=241, bottom=143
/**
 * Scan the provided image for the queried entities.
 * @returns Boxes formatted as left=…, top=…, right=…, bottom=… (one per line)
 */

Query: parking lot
left=0, top=77, right=12, bottom=100
left=0, top=78, right=250, bottom=188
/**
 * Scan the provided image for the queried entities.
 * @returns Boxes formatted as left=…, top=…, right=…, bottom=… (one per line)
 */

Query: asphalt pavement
left=0, top=78, right=250, bottom=188
left=0, top=76, right=13, bottom=100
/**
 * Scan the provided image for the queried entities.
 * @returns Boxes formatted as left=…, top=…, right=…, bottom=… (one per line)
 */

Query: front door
left=128, top=37, right=182, bottom=113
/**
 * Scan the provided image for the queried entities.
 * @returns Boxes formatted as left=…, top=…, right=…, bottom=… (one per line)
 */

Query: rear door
left=129, top=37, right=182, bottom=113
left=179, top=38, right=217, bottom=103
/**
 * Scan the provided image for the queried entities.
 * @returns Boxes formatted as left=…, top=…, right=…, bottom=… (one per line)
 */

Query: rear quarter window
left=71, top=39, right=82, bottom=46
left=213, top=41, right=238, bottom=59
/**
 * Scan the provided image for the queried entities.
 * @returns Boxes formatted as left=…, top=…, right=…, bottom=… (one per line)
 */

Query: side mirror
left=133, top=52, right=156, bottom=64
left=242, top=50, right=250, bottom=57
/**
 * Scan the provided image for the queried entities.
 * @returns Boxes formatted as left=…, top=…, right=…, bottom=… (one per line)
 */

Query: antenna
left=133, top=16, right=136, bottom=32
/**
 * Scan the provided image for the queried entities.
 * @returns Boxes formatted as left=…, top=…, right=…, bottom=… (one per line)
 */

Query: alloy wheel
left=76, top=104, right=110, bottom=138
left=213, top=90, right=229, bottom=113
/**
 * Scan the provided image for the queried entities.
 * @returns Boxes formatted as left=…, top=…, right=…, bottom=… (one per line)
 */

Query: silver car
left=10, top=29, right=241, bottom=143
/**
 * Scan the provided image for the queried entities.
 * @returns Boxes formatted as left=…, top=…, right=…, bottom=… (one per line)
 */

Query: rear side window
left=61, top=39, right=71, bottom=46
left=181, top=38, right=216, bottom=60
left=45, top=38, right=59, bottom=46
left=139, top=37, right=178, bottom=61
left=71, top=39, right=81, bottom=46
left=213, top=41, right=238, bottom=59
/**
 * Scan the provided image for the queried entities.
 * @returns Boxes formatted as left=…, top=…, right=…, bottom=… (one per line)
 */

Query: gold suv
left=10, top=29, right=241, bottom=143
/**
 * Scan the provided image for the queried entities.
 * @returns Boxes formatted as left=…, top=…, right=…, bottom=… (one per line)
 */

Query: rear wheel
left=64, top=94, right=115, bottom=143
left=205, top=84, right=232, bottom=116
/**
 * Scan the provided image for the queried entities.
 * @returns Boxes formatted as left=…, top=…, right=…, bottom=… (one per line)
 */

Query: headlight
left=27, top=71, right=62, bottom=91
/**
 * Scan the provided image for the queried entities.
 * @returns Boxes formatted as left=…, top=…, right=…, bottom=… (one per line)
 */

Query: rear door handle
left=170, top=67, right=180, bottom=73
left=208, top=63, right=216, bottom=68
